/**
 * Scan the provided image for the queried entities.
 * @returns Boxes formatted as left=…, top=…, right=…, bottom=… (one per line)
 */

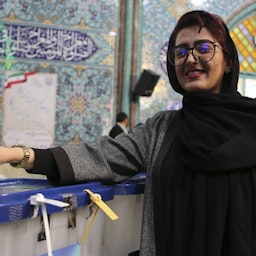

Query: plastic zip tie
left=84, top=189, right=118, bottom=220
left=29, top=193, right=70, bottom=256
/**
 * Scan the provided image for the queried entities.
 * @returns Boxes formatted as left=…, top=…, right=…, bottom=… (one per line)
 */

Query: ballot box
left=0, top=178, right=114, bottom=256
left=102, top=172, right=146, bottom=256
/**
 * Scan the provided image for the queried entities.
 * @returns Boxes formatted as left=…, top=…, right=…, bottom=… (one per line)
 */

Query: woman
left=1, top=10, right=256, bottom=256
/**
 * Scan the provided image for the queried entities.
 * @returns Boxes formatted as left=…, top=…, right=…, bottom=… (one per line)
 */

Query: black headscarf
left=152, top=10, right=256, bottom=256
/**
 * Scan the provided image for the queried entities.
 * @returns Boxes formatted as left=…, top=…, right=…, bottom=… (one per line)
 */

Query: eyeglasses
left=166, top=40, right=222, bottom=66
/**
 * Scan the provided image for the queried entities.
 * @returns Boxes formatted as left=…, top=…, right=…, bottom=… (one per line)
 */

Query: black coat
left=109, top=124, right=124, bottom=138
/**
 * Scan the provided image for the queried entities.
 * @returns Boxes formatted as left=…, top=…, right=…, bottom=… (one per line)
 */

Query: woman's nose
left=186, top=50, right=198, bottom=63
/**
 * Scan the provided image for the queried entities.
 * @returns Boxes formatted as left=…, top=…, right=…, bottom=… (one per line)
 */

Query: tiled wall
left=0, top=0, right=254, bottom=145
left=0, top=1, right=120, bottom=145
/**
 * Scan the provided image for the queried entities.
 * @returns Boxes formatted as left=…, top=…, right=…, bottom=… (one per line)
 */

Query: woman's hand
left=0, top=146, right=35, bottom=169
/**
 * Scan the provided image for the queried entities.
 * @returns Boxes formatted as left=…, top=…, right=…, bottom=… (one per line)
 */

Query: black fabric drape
left=152, top=94, right=256, bottom=256
left=153, top=25, right=256, bottom=255
left=152, top=111, right=180, bottom=255
left=177, top=93, right=256, bottom=172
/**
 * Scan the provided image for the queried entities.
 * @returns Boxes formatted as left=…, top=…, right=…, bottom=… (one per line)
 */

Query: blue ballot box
left=102, top=172, right=146, bottom=256
left=0, top=178, right=114, bottom=256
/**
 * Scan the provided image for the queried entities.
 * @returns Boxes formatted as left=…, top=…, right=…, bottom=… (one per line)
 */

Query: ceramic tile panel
left=0, top=0, right=120, bottom=145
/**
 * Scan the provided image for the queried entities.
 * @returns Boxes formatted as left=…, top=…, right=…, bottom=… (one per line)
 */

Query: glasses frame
left=166, top=40, right=222, bottom=66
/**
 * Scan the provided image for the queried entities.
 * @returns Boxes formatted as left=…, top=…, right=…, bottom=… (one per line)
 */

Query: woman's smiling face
left=175, top=26, right=228, bottom=93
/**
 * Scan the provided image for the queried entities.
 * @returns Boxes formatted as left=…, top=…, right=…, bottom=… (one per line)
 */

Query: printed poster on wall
left=2, top=72, right=57, bottom=148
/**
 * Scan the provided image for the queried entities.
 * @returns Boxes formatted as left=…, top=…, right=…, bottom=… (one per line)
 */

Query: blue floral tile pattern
left=0, top=0, right=119, bottom=145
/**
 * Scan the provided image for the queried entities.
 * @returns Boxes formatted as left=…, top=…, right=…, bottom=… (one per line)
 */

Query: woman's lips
left=186, top=70, right=205, bottom=78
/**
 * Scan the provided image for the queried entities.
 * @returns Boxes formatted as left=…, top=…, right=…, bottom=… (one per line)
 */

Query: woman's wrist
left=9, top=146, right=35, bottom=169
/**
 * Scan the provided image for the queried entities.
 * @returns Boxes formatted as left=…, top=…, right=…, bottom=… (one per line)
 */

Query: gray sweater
left=61, top=110, right=177, bottom=256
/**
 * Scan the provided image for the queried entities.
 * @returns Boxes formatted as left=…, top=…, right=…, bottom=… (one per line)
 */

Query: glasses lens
left=168, top=46, right=188, bottom=66
left=176, top=47, right=188, bottom=58
left=194, top=42, right=214, bottom=62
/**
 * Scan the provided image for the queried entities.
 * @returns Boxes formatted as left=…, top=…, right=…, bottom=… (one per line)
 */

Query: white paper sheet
left=2, top=72, right=57, bottom=148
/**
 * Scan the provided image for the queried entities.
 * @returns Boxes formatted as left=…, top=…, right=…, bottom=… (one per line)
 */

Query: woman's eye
left=197, top=43, right=211, bottom=53
left=176, top=48, right=187, bottom=57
